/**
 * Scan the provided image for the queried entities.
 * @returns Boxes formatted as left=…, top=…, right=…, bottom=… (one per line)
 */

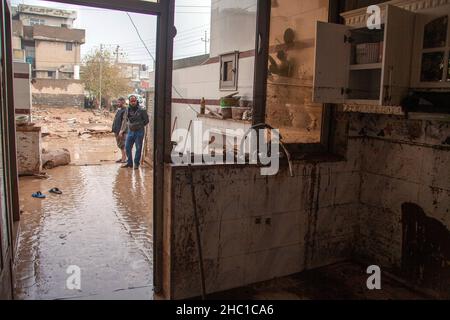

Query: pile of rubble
left=31, top=107, right=117, bottom=169
left=32, top=107, right=114, bottom=139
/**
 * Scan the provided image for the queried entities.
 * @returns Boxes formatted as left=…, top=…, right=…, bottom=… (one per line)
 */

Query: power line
left=125, top=12, right=199, bottom=115
left=126, top=12, right=156, bottom=63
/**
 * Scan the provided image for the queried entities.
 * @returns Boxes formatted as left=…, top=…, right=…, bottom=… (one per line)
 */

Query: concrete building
left=13, top=4, right=77, bottom=28
left=12, top=4, right=85, bottom=80
left=117, top=62, right=151, bottom=93
left=11, top=4, right=86, bottom=107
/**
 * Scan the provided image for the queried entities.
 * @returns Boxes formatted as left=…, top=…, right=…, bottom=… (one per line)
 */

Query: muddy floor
left=208, top=262, right=429, bottom=300
left=14, top=106, right=155, bottom=300
left=15, top=164, right=153, bottom=300
left=34, top=107, right=121, bottom=165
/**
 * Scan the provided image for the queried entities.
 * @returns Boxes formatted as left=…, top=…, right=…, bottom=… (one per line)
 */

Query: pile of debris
left=33, top=106, right=114, bottom=139
left=42, top=148, right=71, bottom=170
left=32, top=107, right=116, bottom=169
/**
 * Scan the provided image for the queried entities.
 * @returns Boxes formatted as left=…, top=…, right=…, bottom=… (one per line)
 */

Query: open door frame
left=47, top=0, right=175, bottom=297
left=1, top=0, right=175, bottom=298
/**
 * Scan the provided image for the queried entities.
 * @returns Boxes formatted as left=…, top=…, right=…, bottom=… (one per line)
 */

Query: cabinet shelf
left=349, top=63, right=382, bottom=71
left=343, top=103, right=404, bottom=115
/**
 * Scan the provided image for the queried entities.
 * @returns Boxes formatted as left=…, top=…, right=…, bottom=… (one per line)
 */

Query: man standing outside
left=120, top=95, right=149, bottom=170
left=112, top=97, right=128, bottom=163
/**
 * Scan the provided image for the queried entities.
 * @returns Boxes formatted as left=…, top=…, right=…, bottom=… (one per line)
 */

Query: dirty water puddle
left=14, top=164, right=153, bottom=300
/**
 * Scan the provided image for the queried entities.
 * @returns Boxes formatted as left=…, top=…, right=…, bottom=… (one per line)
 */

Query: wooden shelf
left=197, top=113, right=251, bottom=124
left=349, top=63, right=382, bottom=71
left=343, top=102, right=404, bottom=115
left=408, top=112, right=450, bottom=122
left=346, top=99, right=380, bottom=105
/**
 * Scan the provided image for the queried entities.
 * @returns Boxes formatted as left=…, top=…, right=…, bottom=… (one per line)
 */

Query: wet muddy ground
left=14, top=164, right=153, bottom=300
left=35, top=107, right=120, bottom=166
left=208, top=262, right=429, bottom=300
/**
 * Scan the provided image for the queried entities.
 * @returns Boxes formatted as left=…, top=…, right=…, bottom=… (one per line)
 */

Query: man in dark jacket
left=119, top=95, right=149, bottom=169
left=112, top=97, right=127, bottom=163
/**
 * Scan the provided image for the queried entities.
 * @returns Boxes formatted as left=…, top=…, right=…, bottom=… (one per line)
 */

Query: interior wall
left=164, top=113, right=450, bottom=300
left=350, top=113, right=450, bottom=298
left=163, top=0, right=450, bottom=300
left=164, top=130, right=362, bottom=299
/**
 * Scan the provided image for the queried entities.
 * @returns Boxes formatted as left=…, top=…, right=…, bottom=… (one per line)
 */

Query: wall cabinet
left=313, top=0, right=450, bottom=115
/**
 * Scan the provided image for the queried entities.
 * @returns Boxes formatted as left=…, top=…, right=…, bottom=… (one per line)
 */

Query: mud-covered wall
left=164, top=135, right=362, bottom=299
left=162, top=0, right=450, bottom=300
left=350, top=113, right=450, bottom=298
left=163, top=113, right=450, bottom=299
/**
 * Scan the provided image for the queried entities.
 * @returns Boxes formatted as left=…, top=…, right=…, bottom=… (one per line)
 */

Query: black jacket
left=120, top=105, right=149, bottom=132
left=112, top=108, right=127, bottom=134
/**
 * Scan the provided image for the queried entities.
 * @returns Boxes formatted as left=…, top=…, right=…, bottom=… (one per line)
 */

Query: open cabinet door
left=313, top=21, right=351, bottom=104
left=381, top=5, right=415, bottom=106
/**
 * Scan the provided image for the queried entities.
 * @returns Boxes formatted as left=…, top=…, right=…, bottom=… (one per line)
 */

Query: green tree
left=81, top=48, right=129, bottom=106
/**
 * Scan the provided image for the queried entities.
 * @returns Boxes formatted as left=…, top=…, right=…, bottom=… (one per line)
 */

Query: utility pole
left=99, top=44, right=103, bottom=109
left=114, top=45, right=120, bottom=63
left=201, top=30, right=210, bottom=55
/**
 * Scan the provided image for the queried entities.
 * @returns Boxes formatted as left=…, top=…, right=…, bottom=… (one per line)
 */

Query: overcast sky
left=12, top=0, right=212, bottom=67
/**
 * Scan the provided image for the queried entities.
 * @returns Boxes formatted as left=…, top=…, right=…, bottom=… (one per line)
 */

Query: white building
left=168, top=0, right=258, bottom=154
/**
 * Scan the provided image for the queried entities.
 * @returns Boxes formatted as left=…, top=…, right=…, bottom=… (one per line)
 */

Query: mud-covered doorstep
left=162, top=112, right=450, bottom=300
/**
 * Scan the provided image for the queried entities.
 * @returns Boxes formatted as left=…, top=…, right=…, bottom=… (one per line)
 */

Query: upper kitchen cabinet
left=313, top=4, right=415, bottom=111
left=410, top=4, right=450, bottom=89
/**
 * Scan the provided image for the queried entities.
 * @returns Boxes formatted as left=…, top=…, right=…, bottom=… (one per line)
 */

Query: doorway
left=0, top=0, right=174, bottom=300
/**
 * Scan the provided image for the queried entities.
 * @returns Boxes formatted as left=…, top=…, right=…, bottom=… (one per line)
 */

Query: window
left=256, top=0, right=329, bottom=149
left=47, top=71, right=54, bottom=78
left=29, top=18, right=45, bottom=26
left=419, top=16, right=449, bottom=82
left=219, top=51, right=239, bottom=91
left=66, top=43, right=73, bottom=51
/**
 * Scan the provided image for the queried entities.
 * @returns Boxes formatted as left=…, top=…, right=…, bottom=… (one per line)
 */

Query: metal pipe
left=188, top=164, right=207, bottom=300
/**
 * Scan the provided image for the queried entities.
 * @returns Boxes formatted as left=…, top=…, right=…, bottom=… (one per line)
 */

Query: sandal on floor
left=32, top=191, right=46, bottom=199
left=49, top=188, right=63, bottom=195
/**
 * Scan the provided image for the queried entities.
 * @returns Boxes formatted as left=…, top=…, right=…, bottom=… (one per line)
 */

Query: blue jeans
left=125, top=129, right=145, bottom=167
